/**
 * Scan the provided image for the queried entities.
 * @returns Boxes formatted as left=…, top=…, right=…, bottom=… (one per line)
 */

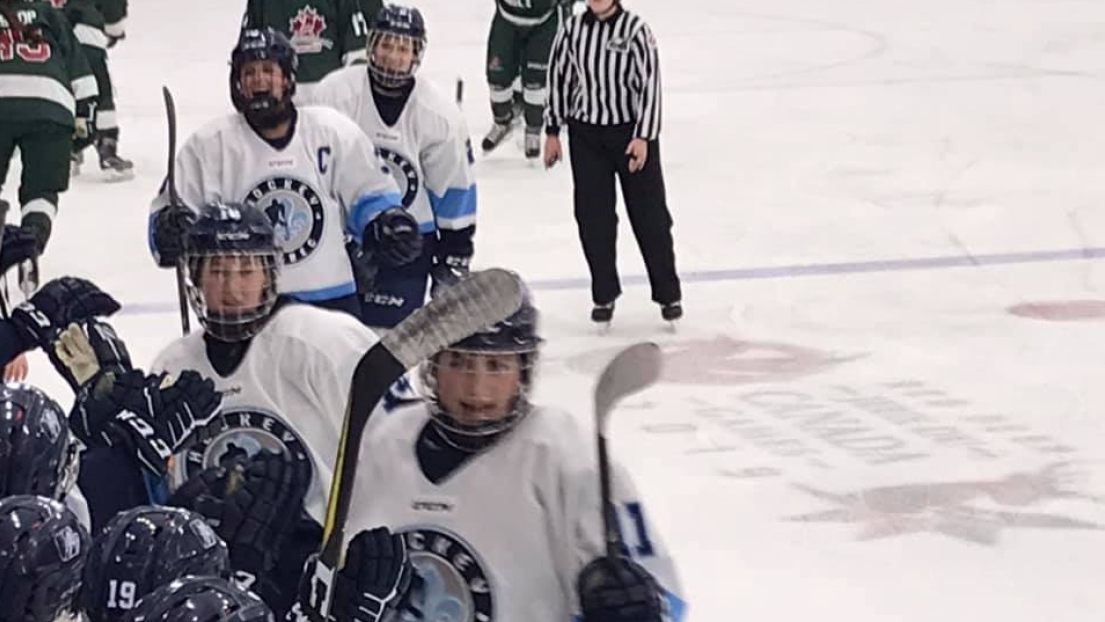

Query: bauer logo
left=402, top=527, right=494, bottom=622
left=244, top=177, right=325, bottom=265
left=375, top=147, right=420, bottom=208
left=175, top=407, right=313, bottom=485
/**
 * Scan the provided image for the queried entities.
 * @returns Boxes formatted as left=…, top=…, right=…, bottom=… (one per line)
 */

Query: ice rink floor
left=5, top=0, right=1104, bottom=619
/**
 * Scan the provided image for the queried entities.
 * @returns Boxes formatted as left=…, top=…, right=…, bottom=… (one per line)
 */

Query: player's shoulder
left=264, top=301, right=379, bottom=351
left=298, top=103, right=366, bottom=137
left=511, top=404, right=594, bottom=462
left=409, top=79, right=465, bottom=131
left=316, top=65, right=366, bottom=91
left=151, top=331, right=207, bottom=374
left=367, top=399, right=431, bottom=439
left=188, top=113, right=247, bottom=143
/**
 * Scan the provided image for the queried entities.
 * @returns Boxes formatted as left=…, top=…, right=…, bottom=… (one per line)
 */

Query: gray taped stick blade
left=594, top=342, right=663, bottom=426
left=381, top=268, right=525, bottom=369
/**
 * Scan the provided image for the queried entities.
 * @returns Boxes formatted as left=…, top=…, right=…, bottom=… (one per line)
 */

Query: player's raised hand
left=10, top=277, right=121, bottom=348
left=47, top=319, right=132, bottom=392
left=298, top=526, right=414, bottom=622
left=578, top=556, right=664, bottom=622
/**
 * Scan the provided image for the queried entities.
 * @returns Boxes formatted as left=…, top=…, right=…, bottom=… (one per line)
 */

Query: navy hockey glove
left=10, top=276, right=121, bottom=349
left=172, top=449, right=311, bottom=613
left=345, top=239, right=379, bottom=293
left=0, top=223, right=37, bottom=274
left=578, top=556, right=665, bottom=622
left=429, top=254, right=470, bottom=298
left=70, top=369, right=223, bottom=477
left=47, top=318, right=132, bottom=392
left=366, top=208, right=422, bottom=266
left=298, top=527, right=414, bottom=622
left=152, top=205, right=196, bottom=267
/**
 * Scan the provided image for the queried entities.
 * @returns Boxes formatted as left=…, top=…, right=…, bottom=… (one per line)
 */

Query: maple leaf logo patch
left=288, top=6, right=333, bottom=54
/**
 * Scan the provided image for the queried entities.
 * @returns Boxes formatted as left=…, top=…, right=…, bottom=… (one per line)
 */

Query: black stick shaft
left=162, top=86, right=190, bottom=335
left=598, top=430, right=622, bottom=559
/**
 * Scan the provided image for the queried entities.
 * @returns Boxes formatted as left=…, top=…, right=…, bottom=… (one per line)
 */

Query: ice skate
left=661, top=301, right=682, bottom=331
left=97, top=137, right=135, bottom=182
left=70, top=150, right=83, bottom=177
left=524, top=126, right=541, bottom=159
left=481, top=121, right=515, bottom=153
left=592, top=302, right=614, bottom=333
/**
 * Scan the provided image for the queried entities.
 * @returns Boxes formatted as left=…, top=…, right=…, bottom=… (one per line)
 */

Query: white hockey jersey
left=149, top=106, right=403, bottom=303
left=344, top=404, right=687, bottom=622
left=308, top=67, right=477, bottom=235
left=150, top=303, right=380, bottom=523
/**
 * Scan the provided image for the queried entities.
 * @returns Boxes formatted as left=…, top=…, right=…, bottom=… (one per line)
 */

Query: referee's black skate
left=591, top=302, right=614, bottom=332
left=661, top=301, right=682, bottom=331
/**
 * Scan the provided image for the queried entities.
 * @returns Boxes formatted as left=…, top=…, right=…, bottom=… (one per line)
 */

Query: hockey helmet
left=80, top=506, right=230, bottom=622
left=182, top=201, right=281, bottom=343
left=230, top=28, right=297, bottom=127
left=421, top=295, right=542, bottom=442
left=121, top=576, right=273, bottom=622
left=0, top=381, right=80, bottom=500
left=367, top=4, right=427, bottom=88
left=0, top=495, right=90, bottom=622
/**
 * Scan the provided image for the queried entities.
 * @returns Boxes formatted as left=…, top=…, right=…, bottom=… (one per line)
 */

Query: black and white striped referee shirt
left=545, top=5, right=662, bottom=140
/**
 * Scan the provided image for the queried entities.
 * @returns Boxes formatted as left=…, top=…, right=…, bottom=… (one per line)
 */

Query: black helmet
left=0, top=495, right=90, bottom=622
left=182, top=201, right=280, bottom=342
left=80, top=506, right=231, bottom=622
left=367, top=4, right=427, bottom=88
left=122, top=576, right=273, bottom=622
left=0, top=382, right=79, bottom=500
left=230, top=28, right=297, bottom=127
left=421, top=299, right=541, bottom=441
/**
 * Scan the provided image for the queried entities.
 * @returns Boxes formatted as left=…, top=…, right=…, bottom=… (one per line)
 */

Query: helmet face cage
left=367, top=6, right=426, bottom=89
left=230, top=28, right=297, bottom=117
left=420, top=346, right=539, bottom=440
left=184, top=250, right=280, bottom=343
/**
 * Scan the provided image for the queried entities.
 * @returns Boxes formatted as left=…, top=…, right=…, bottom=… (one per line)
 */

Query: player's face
left=372, top=33, right=416, bottom=74
left=435, top=351, right=522, bottom=424
left=199, top=254, right=268, bottom=314
left=239, top=59, right=287, bottom=100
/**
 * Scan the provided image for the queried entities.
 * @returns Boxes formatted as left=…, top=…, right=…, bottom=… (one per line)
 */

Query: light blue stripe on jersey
left=347, top=189, right=404, bottom=243
left=429, top=184, right=477, bottom=220
left=286, top=281, right=356, bottom=301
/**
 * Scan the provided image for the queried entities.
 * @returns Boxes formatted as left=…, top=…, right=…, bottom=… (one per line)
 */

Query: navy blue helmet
left=0, top=382, right=79, bottom=500
left=182, top=202, right=281, bottom=343
left=230, top=28, right=297, bottom=126
left=0, top=495, right=90, bottom=622
left=367, top=4, right=426, bottom=88
left=122, top=577, right=273, bottom=622
left=80, top=506, right=231, bottom=622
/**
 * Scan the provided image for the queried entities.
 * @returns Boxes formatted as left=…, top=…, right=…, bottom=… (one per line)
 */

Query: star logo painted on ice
left=786, top=462, right=1105, bottom=544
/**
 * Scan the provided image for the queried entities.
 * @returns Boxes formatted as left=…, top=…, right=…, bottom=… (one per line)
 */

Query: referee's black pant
left=567, top=120, right=681, bottom=306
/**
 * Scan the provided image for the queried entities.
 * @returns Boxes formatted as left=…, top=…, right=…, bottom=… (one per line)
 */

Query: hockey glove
left=70, top=369, right=223, bottom=477
left=346, top=238, right=380, bottom=293
left=298, top=527, right=414, bottom=622
left=0, top=224, right=37, bottom=275
left=74, top=99, right=96, bottom=142
left=47, top=318, right=132, bottom=392
left=172, top=450, right=311, bottom=603
left=577, top=556, right=665, bottom=622
left=366, top=207, right=422, bottom=266
left=429, top=254, right=471, bottom=298
left=10, top=276, right=121, bottom=349
left=152, top=205, right=196, bottom=267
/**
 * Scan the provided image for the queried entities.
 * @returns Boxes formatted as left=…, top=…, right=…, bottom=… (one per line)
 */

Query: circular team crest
left=243, top=176, right=325, bottom=264
left=174, top=407, right=312, bottom=482
left=376, top=147, right=420, bottom=207
left=401, top=527, right=494, bottom=622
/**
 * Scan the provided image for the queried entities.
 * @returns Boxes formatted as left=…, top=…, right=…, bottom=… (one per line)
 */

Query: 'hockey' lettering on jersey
left=376, top=146, right=421, bottom=210
left=403, top=527, right=495, bottom=622
left=243, top=176, right=326, bottom=264
left=175, top=407, right=313, bottom=483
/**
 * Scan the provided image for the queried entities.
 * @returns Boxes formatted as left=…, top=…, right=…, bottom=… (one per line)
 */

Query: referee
left=543, top=0, right=682, bottom=324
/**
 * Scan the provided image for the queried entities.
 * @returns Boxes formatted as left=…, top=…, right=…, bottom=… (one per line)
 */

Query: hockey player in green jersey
left=55, top=0, right=133, bottom=180
left=482, top=0, right=573, bottom=159
left=243, top=0, right=368, bottom=100
left=0, top=0, right=97, bottom=254
left=360, top=0, right=381, bottom=23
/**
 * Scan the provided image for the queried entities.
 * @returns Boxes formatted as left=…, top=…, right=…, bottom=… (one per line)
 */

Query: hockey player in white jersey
left=297, top=296, right=687, bottom=622
left=149, top=28, right=424, bottom=318
left=310, top=4, right=477, bottom=328
left=149, top=201, right=395, bottom=615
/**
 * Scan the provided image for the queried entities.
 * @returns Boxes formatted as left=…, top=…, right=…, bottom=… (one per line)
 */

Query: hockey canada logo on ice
left=289, top=6, right=332, bottom=54
left=54, top=525, right=82, bottom=562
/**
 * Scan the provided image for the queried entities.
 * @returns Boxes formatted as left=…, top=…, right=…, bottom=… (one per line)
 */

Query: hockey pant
left=486, top=10, right=562, bottom=129
left=0, top=120, right=71, bottom=226
left=359, top=233, right=436, bottom=329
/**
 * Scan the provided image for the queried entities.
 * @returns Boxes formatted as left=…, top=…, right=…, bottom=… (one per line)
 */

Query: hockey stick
left=455, top=77, right=464, bottom=105
left=309, top=268, right=525, bottom=615
left=161, top=86, right=191, bottom=335
left=594, top=342, right=663, bottom=558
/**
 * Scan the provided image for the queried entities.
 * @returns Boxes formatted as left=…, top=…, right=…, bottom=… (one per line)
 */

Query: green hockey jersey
left=46, top=0, right=128, bottom=48
left=243, top=0, right=367, bottom=85
left=496, top=0, right=568, bottom=25
left=0, top=2, right=97, bottom=126
left=360, top=0, right=381, bottom=23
